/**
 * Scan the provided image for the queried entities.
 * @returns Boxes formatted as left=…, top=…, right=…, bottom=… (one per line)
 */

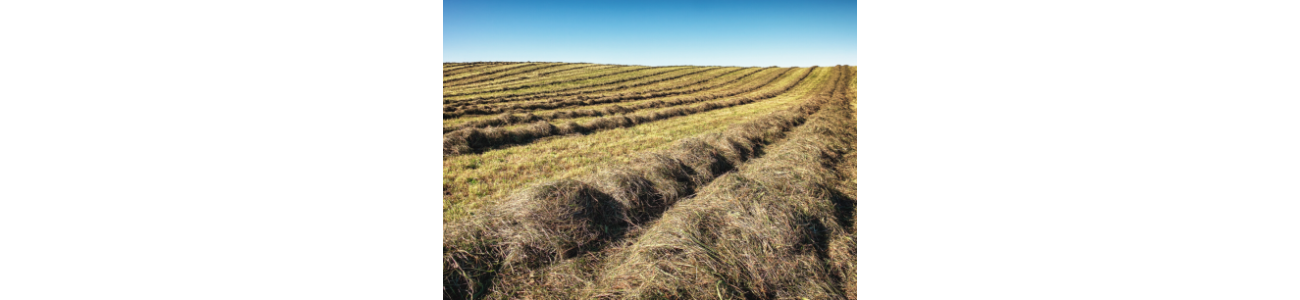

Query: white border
left=861, top=0, right=1300, bottom=299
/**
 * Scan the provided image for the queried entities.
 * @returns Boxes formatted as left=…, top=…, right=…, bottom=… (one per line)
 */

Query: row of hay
left=442, top=67, right=785, bottom=132
left=450, top=63, right=607, bottom=91
left=445, top=66, right=756, bottom=108
left=442, top=67, right=846, bottom=299
left=442, top=64, right=477, bottom=73
left=444, top=65, right=707, bottom=103
left=443, top=62, right=519, bottom=77
left=443, top=62, right=538, bottom=82
left=448, top=65, right=765, bottom=106
left=475, top=67, right=851, bottom=300
left=443, top=67, right=774, bottom=117
left=446, top=64, right=717, bottom=99
left=576, top=66, right=856, bottom=300
left=442, top=66, right=814, bottom=156
left=445, top=63, right=569, bottom=88
left=445, top=65, right=671, bottom=97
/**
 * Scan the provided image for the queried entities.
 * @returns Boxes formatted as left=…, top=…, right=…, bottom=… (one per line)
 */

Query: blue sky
left=444, top=0, right=856, bottom=67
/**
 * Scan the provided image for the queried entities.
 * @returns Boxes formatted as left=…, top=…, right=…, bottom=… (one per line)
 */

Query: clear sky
left=444, top=0, right=856, bottom=67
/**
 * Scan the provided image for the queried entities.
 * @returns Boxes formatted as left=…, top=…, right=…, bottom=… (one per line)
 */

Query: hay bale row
left=583, top=66, right=856, bottom=299
left=443, top=66, right=815, bottom=156
left=442, top=68, right=781, bottom=132
left=442, top=66, right=848, bottom=299
left=443, top=66, right=783, bottom=118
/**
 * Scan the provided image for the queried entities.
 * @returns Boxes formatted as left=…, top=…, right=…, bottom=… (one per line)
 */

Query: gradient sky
left=444, top=0, right=855, bottom=67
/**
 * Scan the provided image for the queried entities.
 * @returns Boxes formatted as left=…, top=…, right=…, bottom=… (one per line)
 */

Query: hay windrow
left=588, top=65, right=856, bottom=299
left=444, top=67, right=786, bottom=118
left=443, top=64, right=857, bottom=299
left=445, top=66, right=758, bottom=111
left=443, top=67, right=814, bottom=156
left=447, top=65, right=687, bottom=98
left=441, top=67, right=772, bottom=131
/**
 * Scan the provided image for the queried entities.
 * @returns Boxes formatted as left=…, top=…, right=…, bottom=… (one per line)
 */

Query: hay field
left=443, top=62, right=857, bottom=299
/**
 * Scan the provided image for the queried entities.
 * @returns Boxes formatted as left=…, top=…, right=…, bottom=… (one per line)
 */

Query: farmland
left=443, top=62, right=857, bottom=299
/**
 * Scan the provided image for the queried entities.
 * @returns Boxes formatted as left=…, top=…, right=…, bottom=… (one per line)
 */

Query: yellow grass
left=442, top=67, right=834, bottom=220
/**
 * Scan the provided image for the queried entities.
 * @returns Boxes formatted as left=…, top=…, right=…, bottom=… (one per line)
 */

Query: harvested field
left=443, top=62, right=857, bottom=299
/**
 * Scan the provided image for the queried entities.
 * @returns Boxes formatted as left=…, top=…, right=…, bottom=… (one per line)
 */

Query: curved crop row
left=445, top=66, right=755, bottom=109
left=449, top=63, right=606, bottom=91
left=444, top=63, right=558, bottom=86
left=586, top=67, right=856, bottom=299
left=443, top=67, right=813, bottom=155
left=443, top=66, right=735, bottom=116
left=446, top=64, right=762, bottom=105
left=444, top=67, right=790, bottom=118
left=442, top=66, right=849, bottom=299
left=441, top=67, right=762, bottom=130
left=444, top=63, right=570, bottom=88
left=444, top=65, right=662, bottom=97
left=443, top=64, right=497, bottom=77
left=443, top=64, right=474, bottom=72
left=442, top=67, right=781, bottom=131
left=441, top=68, right=836, bottom=221
left=443, top=63, right=541, bottom=84
left=461, top=64, right=641, bottom=92
left=443, top=63, right=521, bottom=80
left=445, top=65, right=692, bottom=98
left=443, top=62, right=519, bottom=78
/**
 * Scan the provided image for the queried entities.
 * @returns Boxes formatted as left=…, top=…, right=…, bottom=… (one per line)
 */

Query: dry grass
left=445, top=63, right=567, bottom=87
left=444, top=67, right=784, bottom=119
left=443, top=67, right=812, bottom=155
left=444, top=67, right=846, bottom=299
left=446, top=65, right=648, bottom=99
left=447, top=65, right=731, bottom=105
left=443, top=62, right=518, bottom=77
left=447, top=66, right=688, bottom=98
left=443, top=63, right=857, bottom=300
left=587, top=66, right=856, bottom=299
left=443, top=67, right=835, bottom=220
left=444, top=66, right=726, bottom=114
left=442, top=67, right=768, bottom=129
left=444, top=63, right=534, bottom=83
left=445, top=66, right=747, bottom=110
left=449, top=63, right=605, bottom=92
